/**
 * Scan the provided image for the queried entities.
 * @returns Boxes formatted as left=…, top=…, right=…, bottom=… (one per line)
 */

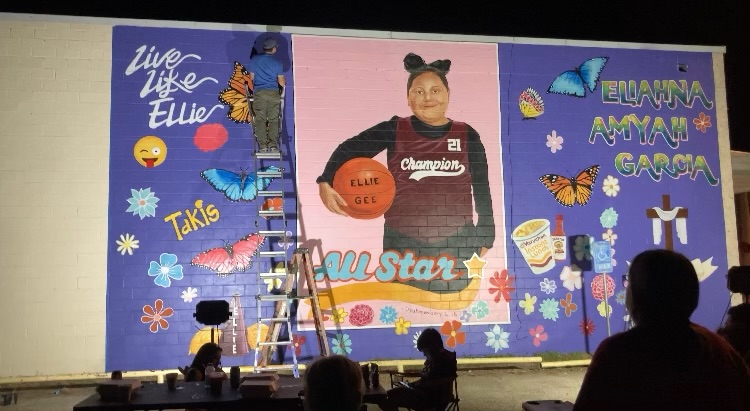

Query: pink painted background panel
left=293, top=35, right=507, bottom=328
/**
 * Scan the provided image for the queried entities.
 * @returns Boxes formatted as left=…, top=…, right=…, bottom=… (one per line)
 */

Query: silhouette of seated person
left=180, top=342, right=226, bottom=382
left=304, top=355, right=364, bottom=411
left=718, top=302, right=750, bottom=368
left=379, top=327, right=457, bottom=411
left=572, top=249, right=750, bottom=411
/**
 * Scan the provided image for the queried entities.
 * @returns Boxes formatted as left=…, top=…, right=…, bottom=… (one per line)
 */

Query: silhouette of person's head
left=304, top=355, right=363, bottom=411
left=626, top=249, right=699, bottom=326
left=718, top=302, right=750, bottom=364
left=191, top=342, right=222, bottom=370
left=725, top=303, right=750, bottom=328
left=416, top=327, right=444, bottom=358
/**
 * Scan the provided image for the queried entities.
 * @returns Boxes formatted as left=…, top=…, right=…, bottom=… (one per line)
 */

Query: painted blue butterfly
left=200, top=166, right=281, bottom=202
left=547, top=57, right=609, bottom=98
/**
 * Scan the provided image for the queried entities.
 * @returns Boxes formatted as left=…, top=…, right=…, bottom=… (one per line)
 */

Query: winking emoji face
left=133, top=135, right=167, bottom=168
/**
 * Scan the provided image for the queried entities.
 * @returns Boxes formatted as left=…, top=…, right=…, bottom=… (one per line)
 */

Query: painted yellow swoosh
left=302, top=277, right=481, bottom=316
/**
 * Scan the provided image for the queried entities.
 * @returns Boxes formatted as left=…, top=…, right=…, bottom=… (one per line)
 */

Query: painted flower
left=573, top=235, right=593, bottom=261
left=181, top=287, right=198, bottom=303
left=394, top=317, right=411, bottom=335
left=560, top=292, right=578, bottom=317
left=692, top=257, right=719, bottom=282
left=147, top=253, right=184, bottom=288
left=440, top=320, right=466, bottom=348
left=579, top=318, right=595, bottom=336
left=485, top=324, right=510, bottom=353
left=471, top=301, right=490, bottom=320
left=599, top=207, right=619, bottom=229
left=609, top=248, right=618, bottom=267
left=460, top=310, right=473, bottom=322
left=331, top=333, right=352, bottom=355
left=529, top=325, right=548, bottom=347
left=116, top=233, right=139, bottom=256
left=277, top=231, right=294, bottom=249
left=590, top=273, right=616, bottom=301
left=126, top=188, right=159, bottom=219
left=290, top=334, right=306, bottom=356
left=615, top=289, right=626, bottom=305
left=539, top=298, right=560, bottom=321
left=349, top=304, right=374, bottom=326
left=264, top=277, right=282, bottom=292
left=332, top=307, right=348, bottom=324
left=519, top=293, right=537, bottom=315
left=379, top=306, right=397, bottom=324
left=560, top=265, right=583, bottom=291
left=597, top=300, right=613, bottom=318
left=489, top=269, right=515, bottom=303
left=602, top=175, right=620, bottom=197
left=540, top=278, right=557, bottom=294
left=546, top=130, right=564, bottom=153
left=413, top=331, right=422, bottom=349
left=693, top=112, right=712, bottom=133
left=602, top=228, right=618, bottom=246
left=141, top=299, right=173, bottom=333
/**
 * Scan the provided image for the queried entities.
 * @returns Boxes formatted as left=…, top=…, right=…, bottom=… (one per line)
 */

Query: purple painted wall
left=106, top=27, right=727, bottom=370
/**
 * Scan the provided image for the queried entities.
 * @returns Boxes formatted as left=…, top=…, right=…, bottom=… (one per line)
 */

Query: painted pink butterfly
left=191, top=233, right=265, bottom=275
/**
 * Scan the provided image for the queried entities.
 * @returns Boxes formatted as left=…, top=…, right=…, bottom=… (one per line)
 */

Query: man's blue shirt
left=249, top=53, right=283, bottom=91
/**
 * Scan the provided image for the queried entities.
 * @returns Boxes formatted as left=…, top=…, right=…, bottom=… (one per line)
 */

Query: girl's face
left=407, top=72, right=450, bottom=126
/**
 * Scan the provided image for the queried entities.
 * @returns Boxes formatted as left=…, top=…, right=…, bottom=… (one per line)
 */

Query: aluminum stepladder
left=254, top=248, right=331, bottom=374
left=247, top=87, right=330, bottom=375
left=248, top=86, right=296, bottom=374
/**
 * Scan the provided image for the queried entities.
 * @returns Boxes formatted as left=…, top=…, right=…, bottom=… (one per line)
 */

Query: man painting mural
left=248, top=37, right=286, bottom=152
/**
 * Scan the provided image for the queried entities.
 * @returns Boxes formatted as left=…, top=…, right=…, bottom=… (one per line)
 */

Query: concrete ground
left=3, top=367, right=586, bottom=411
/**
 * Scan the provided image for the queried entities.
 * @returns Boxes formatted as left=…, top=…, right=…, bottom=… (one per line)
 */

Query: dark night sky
left=2, top=1, right=747, bottom=150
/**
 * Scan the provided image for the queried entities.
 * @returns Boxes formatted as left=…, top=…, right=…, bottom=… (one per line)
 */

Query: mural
left=294, top=36, right=507, bottom=357
left=106, top=26, right=728, bottom=371
left=499, top=43, right=725, bottom=352
left=107, top=26, right=296, bottom=371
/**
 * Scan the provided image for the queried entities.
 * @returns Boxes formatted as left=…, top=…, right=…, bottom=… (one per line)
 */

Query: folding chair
left=388, top=371, right=460, bottom=411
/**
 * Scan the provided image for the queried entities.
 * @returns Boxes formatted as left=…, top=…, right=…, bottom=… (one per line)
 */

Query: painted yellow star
left=463, top=253, right=487, bottom=278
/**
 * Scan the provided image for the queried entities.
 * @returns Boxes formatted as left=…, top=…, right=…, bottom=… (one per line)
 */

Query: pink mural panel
left=293, top=35, right=507, bottom=331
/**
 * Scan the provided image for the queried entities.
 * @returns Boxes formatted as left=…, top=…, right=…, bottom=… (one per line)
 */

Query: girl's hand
left=319, top=182, right=349, bottom=217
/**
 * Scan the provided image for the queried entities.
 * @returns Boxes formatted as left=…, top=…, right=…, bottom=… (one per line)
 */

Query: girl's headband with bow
left=403, top=52, right=451, bottom=74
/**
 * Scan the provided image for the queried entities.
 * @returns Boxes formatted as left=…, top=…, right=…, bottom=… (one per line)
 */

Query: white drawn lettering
left=125, top=45, right=223, bottom=129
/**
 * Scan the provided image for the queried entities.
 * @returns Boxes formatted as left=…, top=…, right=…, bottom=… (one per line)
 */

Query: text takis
left=164, top=199, right=220, bottom=240
left=125, top=45, right=223, bottom=129
left=314, top=250, right=461, bottom=282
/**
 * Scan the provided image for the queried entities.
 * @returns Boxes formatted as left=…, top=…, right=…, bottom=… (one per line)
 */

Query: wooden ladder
left=255, top=248, right=329, bottom=374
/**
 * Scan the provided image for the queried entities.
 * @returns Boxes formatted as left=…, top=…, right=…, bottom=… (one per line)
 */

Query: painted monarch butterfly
left=538, top=165, right=600, bottom=207
left=218, top=61, right=253, bottom=123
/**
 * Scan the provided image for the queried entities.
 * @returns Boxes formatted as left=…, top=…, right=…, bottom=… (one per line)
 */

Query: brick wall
left=0, top=14, right=737, bottom=378
left=0, top=18, right=111, bottom=377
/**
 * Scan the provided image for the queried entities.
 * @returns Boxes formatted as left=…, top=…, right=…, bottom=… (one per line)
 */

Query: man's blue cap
left=263, top=38, right=277, bottom=50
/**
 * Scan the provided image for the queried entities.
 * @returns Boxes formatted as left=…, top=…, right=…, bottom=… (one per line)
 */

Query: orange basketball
left=332, top=157, right=396, bottom=219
